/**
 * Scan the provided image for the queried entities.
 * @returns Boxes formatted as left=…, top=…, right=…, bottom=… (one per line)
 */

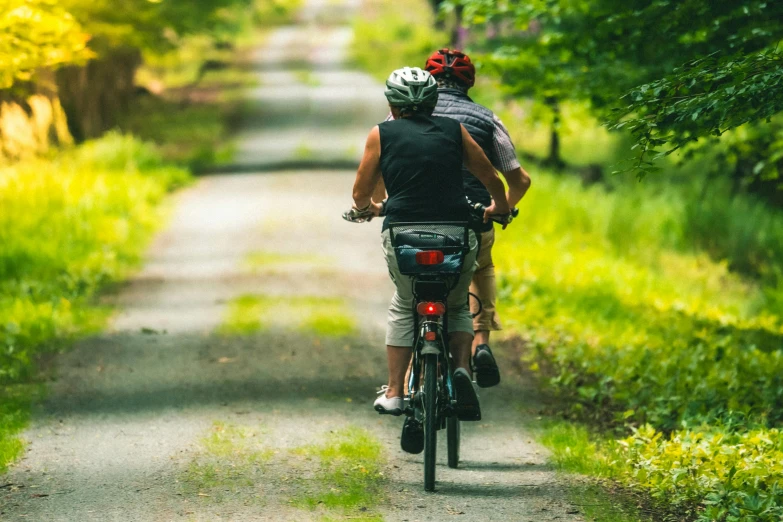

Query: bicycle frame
left=406, top=298, right=458, bottom=419
left=387, top=221, right=471, bottom=491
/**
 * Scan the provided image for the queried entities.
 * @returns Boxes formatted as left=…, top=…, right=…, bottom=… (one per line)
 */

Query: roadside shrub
left=0, top=133, right=189, bottom=383
left=496, top=171, right=783, bottom=520
left=621, top=426, right=783, bottom=522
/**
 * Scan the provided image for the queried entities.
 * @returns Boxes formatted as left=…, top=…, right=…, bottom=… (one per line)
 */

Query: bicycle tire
left=447, top=415, right=460, bottom=468
left=423, top=354, right=438, bottom=492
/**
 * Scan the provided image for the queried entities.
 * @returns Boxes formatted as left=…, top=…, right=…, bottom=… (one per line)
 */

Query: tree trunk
left=451, top=5, right=466, bottom=49
left=56, top=47, right=142, bottom=141
left=544, top=97, right=565, bottom=170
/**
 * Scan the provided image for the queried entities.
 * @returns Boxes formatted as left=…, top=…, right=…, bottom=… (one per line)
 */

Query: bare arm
left=461, top=124, right=510, bottom=215
left=371, top=177, right=387, bottom=203
left=502, top=166, right=531, bottom=209
left=352, top=126, right=383, bottom=215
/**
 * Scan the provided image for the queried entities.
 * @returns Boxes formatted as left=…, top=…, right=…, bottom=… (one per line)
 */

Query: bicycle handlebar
left=466, top=199, right=519, bottom=226
left=342, top=198, right=518, bottom=225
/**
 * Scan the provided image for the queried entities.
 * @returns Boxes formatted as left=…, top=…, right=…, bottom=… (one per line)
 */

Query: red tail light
left=417, top=302, right=445, bottom=316
left=424, top=331, right=437, bottom=341
left=415, top=250, right=444, bottom=265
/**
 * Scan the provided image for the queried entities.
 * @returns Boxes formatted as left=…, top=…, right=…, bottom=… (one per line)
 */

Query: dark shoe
left=473, top=344, right=500, bottom=388
left=452, top=367, right=481, bottom=421
left=401, top=417, right=424, bottom=454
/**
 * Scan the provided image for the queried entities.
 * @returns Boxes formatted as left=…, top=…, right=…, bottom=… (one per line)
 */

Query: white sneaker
left=374, top=386, right=404, bottom=415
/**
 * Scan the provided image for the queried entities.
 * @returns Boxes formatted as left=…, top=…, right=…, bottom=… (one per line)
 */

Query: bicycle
left=343, top=202, right=514, bottom=492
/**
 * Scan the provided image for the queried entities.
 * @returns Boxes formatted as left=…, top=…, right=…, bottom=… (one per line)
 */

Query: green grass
left=244, top=251, right=332, bottom=271
left=293, top=143, right=315, bottom=159
left=290, top=427, right=385, bottom=516
left=539, top=422, right=620, bottom=478
left=0, top=384, right=42, bottom=473
left=294, top=70, right=321, bottom=87
left=219, top=294, right=356, bottom=336
left=219, top=295, right=266, bottom=335
left=0, top=133, right=189, bottom=470
left=181, top=421, right=274, bottom=502
left=496, top=171, right=783, bottom=520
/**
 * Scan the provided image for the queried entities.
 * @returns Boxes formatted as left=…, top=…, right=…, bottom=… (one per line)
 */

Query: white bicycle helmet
left=384, top=67, right=439, bottom=112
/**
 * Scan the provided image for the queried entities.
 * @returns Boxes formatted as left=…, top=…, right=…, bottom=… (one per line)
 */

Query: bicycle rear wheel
left=447, top=415, right=460, bottom=468
left=423, top=354, right=438, bottom=492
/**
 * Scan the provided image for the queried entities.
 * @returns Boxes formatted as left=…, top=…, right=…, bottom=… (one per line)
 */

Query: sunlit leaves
left=623, top=426, right=783, bottom=521
left=0, top=0, right=92, bottom=88
left=609, top=50, right=783, bottom=175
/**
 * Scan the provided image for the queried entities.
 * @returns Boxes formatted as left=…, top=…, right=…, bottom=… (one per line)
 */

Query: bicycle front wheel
left=423, top=353, right=438, bottom=492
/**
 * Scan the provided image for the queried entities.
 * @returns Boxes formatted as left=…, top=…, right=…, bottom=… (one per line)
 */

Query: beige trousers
left=381, top=229, right=479, bottom=346
left=470, top=228, right=502, bottom=332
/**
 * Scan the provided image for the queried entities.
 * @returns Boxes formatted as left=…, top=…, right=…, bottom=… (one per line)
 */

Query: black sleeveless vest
left=378, top=115, right=469, bottom=231
left=433, top=89, right=496, bottom=209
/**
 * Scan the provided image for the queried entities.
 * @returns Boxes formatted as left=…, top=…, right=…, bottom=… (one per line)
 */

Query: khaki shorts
left=382, top=228, right=479, bottom=347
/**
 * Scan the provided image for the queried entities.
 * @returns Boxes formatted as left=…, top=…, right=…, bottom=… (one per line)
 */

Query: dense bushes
left=0, top=133, right=188, bottom=383
left=496, top=172, right=783, bottom=520
left=622, top=427, right=783, bottom=520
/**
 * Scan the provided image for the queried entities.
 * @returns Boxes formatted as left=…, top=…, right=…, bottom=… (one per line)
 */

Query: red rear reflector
left=415, top=250, right=444, bottom=265
left=417, top=302, right=445, bottom=316
left=424, top=331, right=437, bottom=341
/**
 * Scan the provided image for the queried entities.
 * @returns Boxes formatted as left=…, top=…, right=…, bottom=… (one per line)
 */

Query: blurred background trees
left=0, top=0, right=299, bottom=161
left=451, top=0, right=783, bottom=203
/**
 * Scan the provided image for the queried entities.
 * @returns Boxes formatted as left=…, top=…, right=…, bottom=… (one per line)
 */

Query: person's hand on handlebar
left=343, top=200, right=386, bottom=223
left=483, top=200, right=511, bottom=227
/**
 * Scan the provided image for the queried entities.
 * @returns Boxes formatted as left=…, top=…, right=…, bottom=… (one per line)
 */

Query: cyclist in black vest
left=350, top=66, right=510, bottom=418
left=378, top=51, right=532, bottom=389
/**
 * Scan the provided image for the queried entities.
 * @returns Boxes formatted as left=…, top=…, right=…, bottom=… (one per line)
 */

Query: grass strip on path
left=290, top=426, right=386, bottom=520
left=219, top=294, right=356, bottom=337
left=180, top=421, right=274, bottom=504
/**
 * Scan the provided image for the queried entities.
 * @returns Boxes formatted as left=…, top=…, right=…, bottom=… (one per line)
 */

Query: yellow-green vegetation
left=255, top=0, right=304, bottom=26
left=497, top=171, right=783, bottom=520
left=245, top=251, right=332, bottom=272
left=219, top=295, right=356, bottom=336
left=181, top=421, right=274, bottom=502
left=118, top=97, right=238, bottom=169
left=0, top=132, right=189, bottom=469
left=220, top=295, right=266, bottom=335
left=291, top=427, right=385, bottom=517
left=0, top=385, right=43, bottom=473
left=293, top=143, right=315, bottom=160
left=294, top=69, right=322, bottom=87
left=352, top=0, right=447, bottom=82
left=126, top=35, right=262, bottom=169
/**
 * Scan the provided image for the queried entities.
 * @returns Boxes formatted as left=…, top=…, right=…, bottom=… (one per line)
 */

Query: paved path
left=1, top=1, right=583, bottom=520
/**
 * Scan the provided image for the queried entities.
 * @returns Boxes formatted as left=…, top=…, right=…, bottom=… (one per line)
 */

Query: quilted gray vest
left=433, top=89, right=495, bottom=207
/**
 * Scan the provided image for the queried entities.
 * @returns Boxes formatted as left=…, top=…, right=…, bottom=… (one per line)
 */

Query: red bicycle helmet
left=425, top=48, right=476, bottom=88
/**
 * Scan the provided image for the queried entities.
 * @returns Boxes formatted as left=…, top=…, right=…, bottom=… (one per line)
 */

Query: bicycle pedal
left=375, top=405, right=403, bottom=416
left=401, top=418, right=424, bottom=454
